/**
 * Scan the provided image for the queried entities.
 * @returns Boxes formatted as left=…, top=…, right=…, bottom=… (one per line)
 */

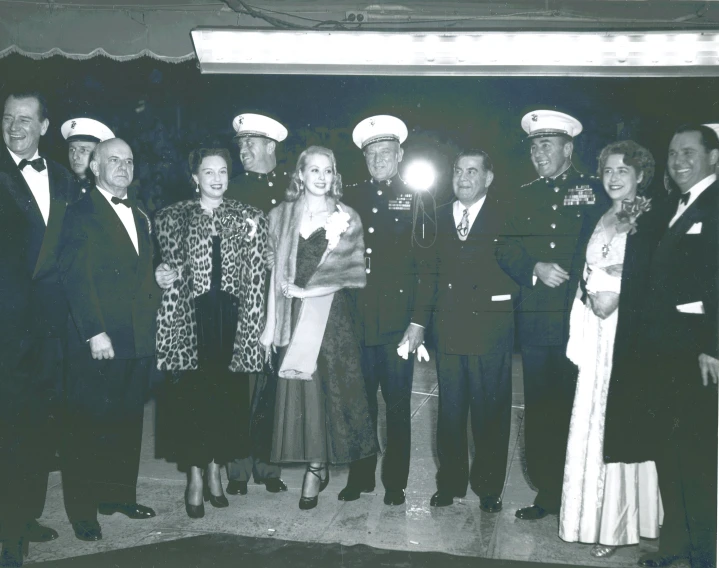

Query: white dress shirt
left=9, top=149, right=50, bottom=225
left=452, top=196, right=487, bottom=239
left=669, top=173, right=716, bottom=228
left=96, top=186, right=139, bottom=254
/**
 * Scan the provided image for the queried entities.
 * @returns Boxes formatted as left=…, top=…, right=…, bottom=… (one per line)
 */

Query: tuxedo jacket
left=58, top=189, right=161, bottom=360
left=415, top=197, right=518, bottom=356
left=0, top=145, right=78, bottom=370
left=644, top=181, right=718, bottom=359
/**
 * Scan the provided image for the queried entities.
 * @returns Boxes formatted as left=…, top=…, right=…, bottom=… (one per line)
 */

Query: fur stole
left=268, top=195, right=366, bottom=348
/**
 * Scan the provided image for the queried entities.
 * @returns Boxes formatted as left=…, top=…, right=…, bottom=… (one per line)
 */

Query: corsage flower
left=218, top=209, right=258, bottom=242
left=324, top=205, right=350, bottom=251
left=616, top=195, right=652, bottom=235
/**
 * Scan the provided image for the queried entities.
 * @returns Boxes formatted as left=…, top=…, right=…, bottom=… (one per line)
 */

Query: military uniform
left=498, top=165, right=606, bottom=513
left=342, top=174, right=426, bottom=493
left=225, top=167, right=288, bottom=212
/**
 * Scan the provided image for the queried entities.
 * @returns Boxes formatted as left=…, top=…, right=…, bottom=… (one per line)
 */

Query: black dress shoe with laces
left=72, top=520, right=102, bottom=542
left=226, top=480, right=248, bottom=495
left=429, top=491, right=455, bottom=507
left=515, top=505, right=549, bottom=520
left=263, top=478, right=288, bottom=493
left=384, top=489, right=406, bottom=506
left=337, top=483, right=375, bottom=502
left=24, top=520, right=58, bottom=543
left=638, top=553, right=686, bottom=567
left=98, top=502, right=156, bottom=519
left=479, top=495, right=502, bottom=513
left=0, top=538, right=27, bottom=567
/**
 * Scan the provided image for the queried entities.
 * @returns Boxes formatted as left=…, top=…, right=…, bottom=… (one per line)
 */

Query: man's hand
left=587, top=291, right=620, bottom=320
left=155, top=263, right=178, bottom=290
left=400, top=324, right=425, bottom=354
left=534, top=262, right=570, bottom=288
left=89, top=332, right=114, bottom=360
left=699, top=353, right=719, bottom=387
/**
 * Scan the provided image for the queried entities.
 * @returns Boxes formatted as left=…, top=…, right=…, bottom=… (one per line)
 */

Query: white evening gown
left=560, top=223, right=663, bottom=546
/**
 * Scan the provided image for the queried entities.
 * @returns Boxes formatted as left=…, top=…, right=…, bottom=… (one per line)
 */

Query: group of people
left=0, top=84, right=716, bottom=568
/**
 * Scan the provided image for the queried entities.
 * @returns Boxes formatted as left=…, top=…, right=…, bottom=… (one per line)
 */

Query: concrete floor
left=26, top=354, right=663, bottom=566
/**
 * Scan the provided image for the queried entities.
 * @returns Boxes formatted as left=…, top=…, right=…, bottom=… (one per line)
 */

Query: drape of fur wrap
left=154, top=199, right=268, bottom=373
left=268, top=196, right=366, bottom=354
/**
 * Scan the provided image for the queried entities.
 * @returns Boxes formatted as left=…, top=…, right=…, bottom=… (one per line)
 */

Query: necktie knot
left=111, top=196, right=133, bottom=208
left=679, top=191, right=691, bottom=205
left=457, top=208, right=470, bottom=238
left=18, top=157, right=46, bottom=173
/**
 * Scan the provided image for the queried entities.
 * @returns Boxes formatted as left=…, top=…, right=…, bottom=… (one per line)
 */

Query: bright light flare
left=404, top=160, right=436, bottom=191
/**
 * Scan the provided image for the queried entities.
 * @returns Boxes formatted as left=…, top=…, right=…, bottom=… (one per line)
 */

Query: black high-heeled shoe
left=203, top=474, right=229, bottom=508
left=299, top=464, right=329, bottom=510
left=185, top=487, right=205, bottom=519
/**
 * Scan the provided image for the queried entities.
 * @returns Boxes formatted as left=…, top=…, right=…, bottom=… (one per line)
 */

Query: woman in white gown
left=560, top=140, right=663, bottom=557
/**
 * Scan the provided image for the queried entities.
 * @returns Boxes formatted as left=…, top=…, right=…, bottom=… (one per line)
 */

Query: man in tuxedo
left=414, top=150, right=517, bottom=513
left=497, top=110, right=605, bottom=520
left=59, top=138, right=160, bottom=542
left=0, top=90, right=78, bottom=566
left=636, top=124, right=718, bottom=568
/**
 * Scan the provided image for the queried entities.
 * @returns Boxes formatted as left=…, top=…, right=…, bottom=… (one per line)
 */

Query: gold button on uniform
left=448, top=283, right=452, bottom=289
left=366, top=248, right=372, bottom=254
left=271, top=199, right=277, bottom=204
left=554, top=187, right=560, bottom=193
left=372, top=207, right=378, bottom=213
left=368, top=227, right=375, bottom=233
left=377, top=190, right=383, bottom=196
left=551, top=223, right=556, bottom=229
left=550, top=242, right=556, bottom=248
left=552, top=204, right=558, bottom=210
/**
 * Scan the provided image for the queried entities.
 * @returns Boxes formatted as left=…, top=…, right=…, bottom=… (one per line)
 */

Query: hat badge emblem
left=531, top=114, right=538, bottom=122
left=71, top=120, right=76, bottom=129
left=370, top=119, right=375, bottom=126
left=238, top=117, right=244, bottom=126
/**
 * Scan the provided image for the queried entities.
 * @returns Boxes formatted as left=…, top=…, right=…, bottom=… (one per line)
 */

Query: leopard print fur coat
left=155, top=198, right=267, bottom=373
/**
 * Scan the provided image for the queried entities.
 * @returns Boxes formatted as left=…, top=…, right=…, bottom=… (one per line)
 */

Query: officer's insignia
left=531, top=114, right=538, bottom=122
left=71, top=120, right=76, bottom=129
left=388, top=192, right=412, bottom=211
left=564, top=185, right=596, bottom=206
left=238, top=117, right=244, bottom=126
left=561, top=174, right=567, bottom=181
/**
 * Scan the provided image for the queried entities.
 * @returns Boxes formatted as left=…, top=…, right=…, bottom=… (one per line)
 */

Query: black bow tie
left=18, top=157, right=46, bottom=173
left=679, top=191, right=691, bottom=205
left=111, top=196, right=133, bottom=208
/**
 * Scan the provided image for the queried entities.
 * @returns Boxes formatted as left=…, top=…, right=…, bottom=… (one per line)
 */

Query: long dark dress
left=271, top=228, right=378, bottom=464
left=167, top=236, right=251, bottom=468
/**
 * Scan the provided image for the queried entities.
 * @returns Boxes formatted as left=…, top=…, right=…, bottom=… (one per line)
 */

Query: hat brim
left=233, top=131, right=278, bottom=141
left=525, top=129, right=574, bottom=140
left=66, top=134, right=101, bottom=144
left=361, top=134, right=401, bottom=150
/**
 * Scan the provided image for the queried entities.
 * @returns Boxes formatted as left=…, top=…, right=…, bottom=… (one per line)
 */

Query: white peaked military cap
left=703, top=123, right=719, bottom=138
left=232, top=113, right=288, bottom=142
left=521, top=110, right=583, bottom=139
left=61, top=118, right=114, bottom=143
left=352, top=115, right=408, bottom=149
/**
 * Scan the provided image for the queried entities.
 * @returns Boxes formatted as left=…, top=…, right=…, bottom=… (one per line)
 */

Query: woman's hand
left=282, top=283, right=304, bottom=299
left=587, top=291, right=620, bottom=319
left=155, top=263, right=178, bottom=290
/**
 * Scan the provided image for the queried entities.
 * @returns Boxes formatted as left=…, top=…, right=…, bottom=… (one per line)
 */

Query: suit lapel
left=664, top=183, right=716, bottom=241
left=0, top=145, right=45, bottom=228
left=92, top=190, right=139, bottom=266
left=33, top=162, right=74, bottom=278
left=131, top=204, right=152, bottom=290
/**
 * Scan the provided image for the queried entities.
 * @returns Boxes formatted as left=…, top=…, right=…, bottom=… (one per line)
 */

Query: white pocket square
left=491, top=294, right=512, bottom=302
left=676, top=301, right=705, bottom=314
left=687, top=222, right=702, bottom=234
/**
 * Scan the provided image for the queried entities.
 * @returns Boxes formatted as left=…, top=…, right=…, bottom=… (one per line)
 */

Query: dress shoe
left=479, top=495, right=502, bottom=513
left=429, top=491, right=455, bottom=507
left=98, top=502, right=156, bottom=519
left=184, top=489, right=205, bottom=519
left=24, top=520, right=58, bottom=543
left=203, top=482, right=229, bottom=508
left=72, top=521, right=102, bottom=542
left=299, top=465, right=329, bottom=510
left=638, top=553, right=686, bottom=567
left=590, top=545, right=616, bottom=558
left=262, top=478, right=288, bottom=493
left=384, top=489, right=406, bottom=506
left=226, top=480, right=248, bottom=495
left=337, top=483, right=375, bottom=502
left=515, top=505, right=549, bottom=520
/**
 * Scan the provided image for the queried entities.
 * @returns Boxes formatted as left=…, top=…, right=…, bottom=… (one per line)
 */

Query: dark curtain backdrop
left=1, top=53, right=717, bottom=209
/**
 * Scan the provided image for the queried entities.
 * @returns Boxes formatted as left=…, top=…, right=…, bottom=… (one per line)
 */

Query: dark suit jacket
left=59, top=189, right=160, bottom=360
left=415, top=197, right=518, bottom=356
left=0, top=145, right=78, bottom=387
left=343, top=175, right=432, bottom=347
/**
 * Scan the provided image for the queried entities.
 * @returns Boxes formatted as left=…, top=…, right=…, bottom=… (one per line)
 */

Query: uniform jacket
left=58, top=188, right=160, bottom=359
left=0, top=145, right=79, bottom=369
left=343, top=175, right=431, bottom=346
left=225, top=165, right=289, bottom=214
left=154, top=199, right=268, bottom=373
left=497, top=166, right=607, bottom=347
left=415, top=197, right=518, bottom=356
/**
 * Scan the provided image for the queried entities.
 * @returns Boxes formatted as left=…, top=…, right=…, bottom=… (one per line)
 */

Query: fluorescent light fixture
left=191, top=29, right=719, bottom=77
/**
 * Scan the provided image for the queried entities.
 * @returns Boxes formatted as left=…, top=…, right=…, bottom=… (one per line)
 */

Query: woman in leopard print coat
left=154, top=148, right=267, bottom=518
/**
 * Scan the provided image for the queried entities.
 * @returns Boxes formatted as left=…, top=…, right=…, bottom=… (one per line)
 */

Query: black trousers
left=62, top=353, right=151, bottom=522
left=520, top=344, right=577, bottom=513
left=347, top=343, right=414, bottom=492
left=435, top=349, right=512, bottom=498
left=651, top=357, right=718, bottom=568
left=0, top=338, right=63, bottom=537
